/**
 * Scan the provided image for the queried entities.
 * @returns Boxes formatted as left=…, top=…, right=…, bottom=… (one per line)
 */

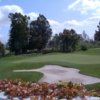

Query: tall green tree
left=49, top=34, right=60, bottom=51
left=94, top=22, right=100, bottom=41
left=0, top=41, right=5, bottom=56
left=8, top=13, right=29, bottom=54
left=29, top=14, right=52, bottom=51
left=59, top=29, right=79, bottom=52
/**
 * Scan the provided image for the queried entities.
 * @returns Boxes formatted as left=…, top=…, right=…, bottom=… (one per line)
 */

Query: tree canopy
left=0, top=41, right=5, bottom=56
left=59, top=29, right=80, bottom=52
left=29, top=14, right=52, bottom=51
left=48, top=29, right=80, bottom=52
left=8, top=13, right=52, bottom=54
left=8, top=13, right=29, bottom=54
left=94, top=22, right=100, bottom=41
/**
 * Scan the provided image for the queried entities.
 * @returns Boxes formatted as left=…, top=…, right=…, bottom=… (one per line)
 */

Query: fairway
left=0, top=48, right=100, bottom=88
left=14, top=53, right=100, bottom=64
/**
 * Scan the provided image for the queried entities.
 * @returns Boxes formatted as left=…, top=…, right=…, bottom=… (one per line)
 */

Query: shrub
left=81, top=45, right=88, bottom=51
left=0, top=80, right=100, bottom=99
left=42, top=48, right=53, bottom=54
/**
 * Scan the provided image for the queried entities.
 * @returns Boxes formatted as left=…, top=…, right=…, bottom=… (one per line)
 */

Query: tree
left=81, top=30, right=90, bottom=42
left=29, top=14, right=52, bottom=51
left=0, top=41, right=5, bottom=56
left=70, top=29, right=80, bottom=51
left=94, top=22, right=100, bottom=41
left=79, top=31, right=90, bottom=50
left=49, top=34, right=60, bottom=51
left=8, top=13, right=29, bottom=54
left=59, top=29, right=80, bottom=52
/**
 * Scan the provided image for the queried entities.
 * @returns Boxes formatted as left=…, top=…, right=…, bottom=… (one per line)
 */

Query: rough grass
left=0, top=71, right=43, bottom=82
left=0, top=48, right=100, bottom=89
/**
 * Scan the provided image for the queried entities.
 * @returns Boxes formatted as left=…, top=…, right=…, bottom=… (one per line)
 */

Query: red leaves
left=0, top=79, right=100, bottom=99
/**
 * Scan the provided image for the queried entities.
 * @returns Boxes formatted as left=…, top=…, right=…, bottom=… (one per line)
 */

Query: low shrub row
left=0, top=79, right=100, bottom=100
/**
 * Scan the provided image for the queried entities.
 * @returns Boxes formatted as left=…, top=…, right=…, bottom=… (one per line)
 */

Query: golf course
left=0, top=48, right=100, bottom=89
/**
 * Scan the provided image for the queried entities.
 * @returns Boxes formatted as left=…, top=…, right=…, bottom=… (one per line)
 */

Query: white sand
left=13, top=65, right=100, bottom=85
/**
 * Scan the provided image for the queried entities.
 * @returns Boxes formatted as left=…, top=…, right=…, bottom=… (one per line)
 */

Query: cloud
left=48, top=19, right=60, bottom=26
left=0, top=5, right=24, bottom=43
left=0, top=5, right=23, bottom=27
left=0, top=5, right=39, bottom=43
left=92, top=9, right=100, bottom=16
left=88, top=16, right=100, bottom=21
left=0, top=4, right=99, bottom=43
left=27, top=12, right=39, bottom=20
left=66, top=0, right=100, bottom=38
left=48, top=16, right=100, bottom=38
left=68, top=0, right=80, bottom=9
left=65, top=20, right=82, bottom=26
left=68, top=0, right=100, bottom=15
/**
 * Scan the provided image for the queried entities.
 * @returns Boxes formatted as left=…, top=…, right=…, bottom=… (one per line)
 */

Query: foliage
left=48, top=34, right=60, bottom=51
left=42, top=48, right=53, bottom=54
left=80, top=44, right=88, bottom=51
left=29, top=14, right=52, bottom=51
left=0, top=41, right=5, bottom=56
left=94, top=22, right=100, bottom=41
left=59, top=29, right=80, bottom=52
left=8, top=13, right=30, bottom=55
left=0, top=80, right=100, bottom=99
left=48, top=29, right=80, bottom=52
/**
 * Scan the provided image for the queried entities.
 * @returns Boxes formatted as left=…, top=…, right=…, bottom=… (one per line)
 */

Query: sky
left=0, top=0, right=100, bottom=43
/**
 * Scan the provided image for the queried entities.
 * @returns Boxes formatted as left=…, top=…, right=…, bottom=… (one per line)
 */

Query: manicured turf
left=0, top=48, right=100, bottom=89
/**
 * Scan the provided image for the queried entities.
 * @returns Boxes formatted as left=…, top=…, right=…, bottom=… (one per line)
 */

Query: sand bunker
left=14, top=65, right=100, bottom=85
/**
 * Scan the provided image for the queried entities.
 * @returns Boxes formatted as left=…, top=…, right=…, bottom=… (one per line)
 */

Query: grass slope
left=0, top=48, right=100, bottom=89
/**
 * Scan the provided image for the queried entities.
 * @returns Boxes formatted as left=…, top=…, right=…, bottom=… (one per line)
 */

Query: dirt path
left=13, top=65, right=100, bottom=85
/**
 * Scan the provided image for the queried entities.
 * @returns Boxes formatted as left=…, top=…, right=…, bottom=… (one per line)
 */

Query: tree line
left=8, top=13, right=52, bottom=55
left=8, top=13, right=80, bottom=54
left=0, top=12, right=100, bottom=55
left=48, top=29, right=80, bottom=52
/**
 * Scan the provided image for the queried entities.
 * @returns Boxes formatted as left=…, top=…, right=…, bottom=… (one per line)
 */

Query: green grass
left=76, top=48, right=100, bottom=55
left=0, top=48, right=100, bottom=89
left=0, top=71, right=43, bottom=82
left=85, top=83, right=100, bottom=91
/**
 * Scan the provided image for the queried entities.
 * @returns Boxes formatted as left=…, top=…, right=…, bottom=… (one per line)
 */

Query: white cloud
left=65, top=20, right=82, bottom=26
left=0, top=5, right=40, bottom=27
left=27, top=12, right=39, bottom=20
left=68, top=0, right=80, bottom=9
left=0, top=5, right=23, bottom=27
left=92, top=9, right=100, bottom=16
left=68, top=0, right=100, bottom=15
left=0, top=5, right=39, bottom=43
left=88, top=16, right=100, bottom=20
left=66, top=0, right=100, bottom=38
left=48, top=19, right=60, bottom=26
left=48, top=16, right=100, bottom=38
left=0, top=5, right=24, bottom=43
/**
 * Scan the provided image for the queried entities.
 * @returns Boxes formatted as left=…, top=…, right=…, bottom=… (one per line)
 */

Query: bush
left=0, top=80, right=100, bottom=99
left=81, top=45, right=88, bottom=51
left=42, top=48, right=53, bottom=54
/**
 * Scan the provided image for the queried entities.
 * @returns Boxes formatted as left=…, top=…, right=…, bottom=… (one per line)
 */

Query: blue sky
left=0, top=0, right=100, bottom=43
